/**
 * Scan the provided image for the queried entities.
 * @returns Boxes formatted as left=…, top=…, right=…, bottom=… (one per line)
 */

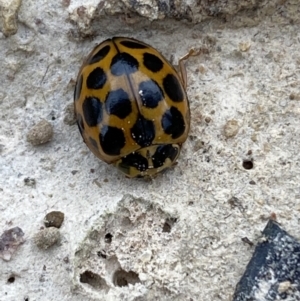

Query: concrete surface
left=0, top=0, right=300, bottom=300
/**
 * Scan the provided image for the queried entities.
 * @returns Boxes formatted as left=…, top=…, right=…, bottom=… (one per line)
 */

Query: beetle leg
left=178, top=49, right=202, bottom=89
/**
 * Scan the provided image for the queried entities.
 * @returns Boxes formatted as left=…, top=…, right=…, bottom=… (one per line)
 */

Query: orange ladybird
left=74, top=37, right=194, bottom=177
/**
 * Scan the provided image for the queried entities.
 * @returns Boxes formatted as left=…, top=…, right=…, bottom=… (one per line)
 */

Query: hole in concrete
left=104, top=233, right=113, bottom=243
left=243, top=159, right=253, bottom=170
left=80, top=270, right=106, bottom=289
left=7, top=276, right=15, bottom=283
left=97, top=250, right=107, bottom=259
left=162, top=218, right=177, bottom=233
left=113, top=269, right=140, bottom=287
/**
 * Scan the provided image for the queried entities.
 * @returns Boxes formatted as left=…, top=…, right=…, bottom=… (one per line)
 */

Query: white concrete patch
left=0, top=0, right=300, bottom=300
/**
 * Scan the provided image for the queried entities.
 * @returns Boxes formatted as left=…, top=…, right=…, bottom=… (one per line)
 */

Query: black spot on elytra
left=86, top=67, right=107, bottom=89
left=120, top=40, right=147, bottom=49
left=131, top=115, right=155, bottom=147
left=121, top=153, right=148, bottom=172
left=152, top=145, right=178, bottom=168
left=110, top=53, right=139, bottom=76
left=139, top=80, right=163, bottom=108
left=74, top=74, right=83, bottom=101
left=163, top=74, right=184, bottom=102
left=105, top=89, right=132, bottom=119
left=161, top=106, right=185, bottom=139
left=83, top=97, right=103, bottom=127
left=100, top=126, right=125, bottom=155
left=143, top=53, right=164, bottom=72
left=88, top=45, right=111, bottom=65
left=76, top=113, right=84, bottom=135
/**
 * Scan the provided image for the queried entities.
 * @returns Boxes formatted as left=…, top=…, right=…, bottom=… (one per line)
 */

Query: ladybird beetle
left=74, top=37, right=196, bottom=178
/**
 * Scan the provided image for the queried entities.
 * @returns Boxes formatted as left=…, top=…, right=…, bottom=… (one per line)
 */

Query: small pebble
left=0, top=0, right=22, bottom=36
left=44, top=211, right=64, bottom=228
left=224, top=119, right=239, bottom=138
left=33, top=228, right=60, bottom=250
left=289, top=93, right=300, bottom=101
left=0, top=227, right=25, bottom=261
left=239, top=41, right=251, bottom=52
left=27, top=119, right=53, bottom=146
left=204, top=116, right=211, bottom=123
left=278, top=281, right=292, bottom=293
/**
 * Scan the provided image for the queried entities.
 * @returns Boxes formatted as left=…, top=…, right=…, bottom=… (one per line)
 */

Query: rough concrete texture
left=0, top=0, right=300, bottom=300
